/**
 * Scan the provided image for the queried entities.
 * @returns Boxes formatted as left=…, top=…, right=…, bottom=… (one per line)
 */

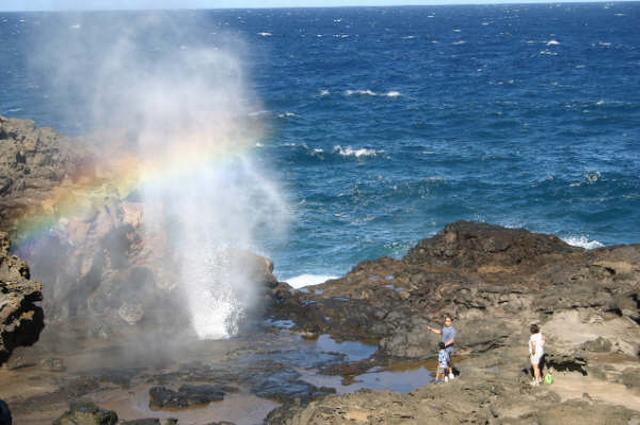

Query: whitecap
left=562, top=236, right=604, bottom=250
left=70, top=23, right=81, bottom=30
left=598, top=41, right=611, bottom=47
left=539, top=49, right=558, bottom=56
left=334, top=145, right=380, bottom=158
left=453, top=29, right=462, bottom=33
left=546, top=39, right=560, bottom=46
left=596, top=99, right=605, bottom=106
left=277, top=112, right=297, bottom=118
left=481, top=22, right=490, bottom=26
left=284, top=274, right=338, bottom=289
left=312, top=148, right=324, bottom=154
left=585, top=171, right=601, bottom=184
left=254, top=142, right=264, bottom=148
left=427, top=15, right=435, bottom=18
left=452, top=40, right=466, bottom=45
left=402, top=35, right=416, bottom=40
left=319, top=89, right=330, bottom=96
left=345, top=89, right=377, bottom=97
left=258, top=32, right=272, bottom=37
left=614, top=13, right=625, bottom=16
left=384, top=91, right=401, bottom=98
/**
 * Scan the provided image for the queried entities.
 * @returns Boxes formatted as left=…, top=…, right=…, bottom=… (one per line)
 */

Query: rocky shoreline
left=264, top=221, right=640, bottom=424
left=1, top=116, right=639, bottom=424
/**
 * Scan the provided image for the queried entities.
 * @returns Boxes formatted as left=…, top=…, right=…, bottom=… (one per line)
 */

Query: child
left=436, top=342, right=450, bottom=382
left=529, top=324, right=545, bottom=386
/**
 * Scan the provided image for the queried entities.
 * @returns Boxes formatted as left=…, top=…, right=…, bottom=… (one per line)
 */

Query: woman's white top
left=529, top=332, right=545, bottom=356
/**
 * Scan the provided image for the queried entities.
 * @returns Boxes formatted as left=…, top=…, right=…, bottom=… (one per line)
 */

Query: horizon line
left=0, top=0, right=637, bottom=13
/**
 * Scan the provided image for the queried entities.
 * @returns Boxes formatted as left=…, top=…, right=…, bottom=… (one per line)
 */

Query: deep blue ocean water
left=1, top=3, right=639, bottom=281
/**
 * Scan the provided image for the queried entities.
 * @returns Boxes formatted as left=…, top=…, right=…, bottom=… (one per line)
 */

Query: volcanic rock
left=53, top=402, right=118, bottom=425
left=0, top=232, right=44, bottom=366
left=265, top=222, right=640, bottom=424
left=149, top=385, right=227, bottom=409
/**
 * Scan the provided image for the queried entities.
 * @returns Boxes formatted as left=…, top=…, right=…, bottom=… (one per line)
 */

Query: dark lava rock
left=250, top=369, right=336, bottom=404
left=0, top=399, right=11, bottom=425
left=404, top=220, right=578, bottom=269
left=53, top=402, right=117, bottom=425
left=0, top=232, right=44, bottom=366
left=149, top=385, right=226, bottom=409
left=120, top=419, right=161, bottom=425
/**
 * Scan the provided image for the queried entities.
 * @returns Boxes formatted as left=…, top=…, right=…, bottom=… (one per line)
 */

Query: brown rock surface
left=266, top=222, right=640, bottom=424
left=0, top=232, right=44, bottom=365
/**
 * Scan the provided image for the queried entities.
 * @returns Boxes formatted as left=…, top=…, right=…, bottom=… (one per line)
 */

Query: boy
left=436, top=342, right=450, bottom=382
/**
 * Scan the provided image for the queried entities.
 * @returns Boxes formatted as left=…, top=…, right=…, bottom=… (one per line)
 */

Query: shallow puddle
left=97, top=384, right=278, bottom=425
left=300, top=365, right=433, bottom=394
left=312, top=334, right=378, bottom=362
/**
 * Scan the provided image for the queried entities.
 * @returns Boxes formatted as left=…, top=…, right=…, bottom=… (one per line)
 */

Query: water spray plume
left=20, top=11, right=289, bottom=341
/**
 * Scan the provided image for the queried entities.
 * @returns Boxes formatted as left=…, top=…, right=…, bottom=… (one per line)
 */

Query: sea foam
left=285, top=274, right=338, bottom=289
left=562, top=236, right=604, bottom=250
left=334, top=145, right=381, bottom=158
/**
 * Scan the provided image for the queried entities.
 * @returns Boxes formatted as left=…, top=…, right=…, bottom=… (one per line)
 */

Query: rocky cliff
left=267, top=222, right=640, bottom=424
left=0, top=232, right=44, bottom=366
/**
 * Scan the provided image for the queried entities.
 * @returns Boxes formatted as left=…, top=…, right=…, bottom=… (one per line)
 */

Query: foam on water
left=334, top=145, right=380, bottom=158
left=562, top=236, right=605, bottom=250
left=284, top=274, right=338, bottom=289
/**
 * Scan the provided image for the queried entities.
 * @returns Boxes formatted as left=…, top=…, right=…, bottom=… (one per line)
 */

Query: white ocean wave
left=562, top=236, right=604, bottom=250
left=334, top=145, right=381, bottom=158
left=277, top=112, right=297, bottom=118
left=258, top=32, right=272, bottom=37
left=452, top=40, right=466, bottom=45
left=254, top=142, right=264, bottom=148
left=345, top=89, right=377, bottom=96
left=284, top=274, right=338, bottom=289
left=546, top=39, right=561, bottom=46
left=345, top=89, right=401, bottom=98
left=319, top=89, right=331, bottom=96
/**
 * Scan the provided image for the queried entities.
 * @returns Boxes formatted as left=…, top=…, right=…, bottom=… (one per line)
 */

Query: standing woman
left=529, top=324, right=545, bottom=386
left=427, top=314, right=457, bottom=380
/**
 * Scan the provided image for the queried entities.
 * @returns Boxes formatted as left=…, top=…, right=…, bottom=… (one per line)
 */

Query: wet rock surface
left=149, top=385, right=227, bottom=409
left=53, top=402, right=118, bottom=425
left=0, top=232, right=44, bottom=366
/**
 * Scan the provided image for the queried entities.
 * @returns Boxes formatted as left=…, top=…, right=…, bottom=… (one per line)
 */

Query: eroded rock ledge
left=0, top=232, right=44, bottom=365
left=266, top=222, right=640, bottom=424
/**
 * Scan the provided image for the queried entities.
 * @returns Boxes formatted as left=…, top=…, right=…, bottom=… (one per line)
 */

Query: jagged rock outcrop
left=0, top=116, right=89, bottom=234
left=0, top=116, right=278, bottom=338
left=0, top=232, right=44, bottom=366
left=268, top=221, right=640, bottom=358
left=266, top=222, right=640, bottom=424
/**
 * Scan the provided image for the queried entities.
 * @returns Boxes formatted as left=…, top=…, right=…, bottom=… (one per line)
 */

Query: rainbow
left=14, top=128, right=258, bottom=251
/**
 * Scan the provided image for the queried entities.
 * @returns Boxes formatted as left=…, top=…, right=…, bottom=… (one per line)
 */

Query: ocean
left=1, top=3, right=639, bottom=283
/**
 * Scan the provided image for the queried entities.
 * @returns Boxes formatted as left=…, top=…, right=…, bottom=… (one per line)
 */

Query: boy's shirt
left=438, top=349, right=450, bottom=369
